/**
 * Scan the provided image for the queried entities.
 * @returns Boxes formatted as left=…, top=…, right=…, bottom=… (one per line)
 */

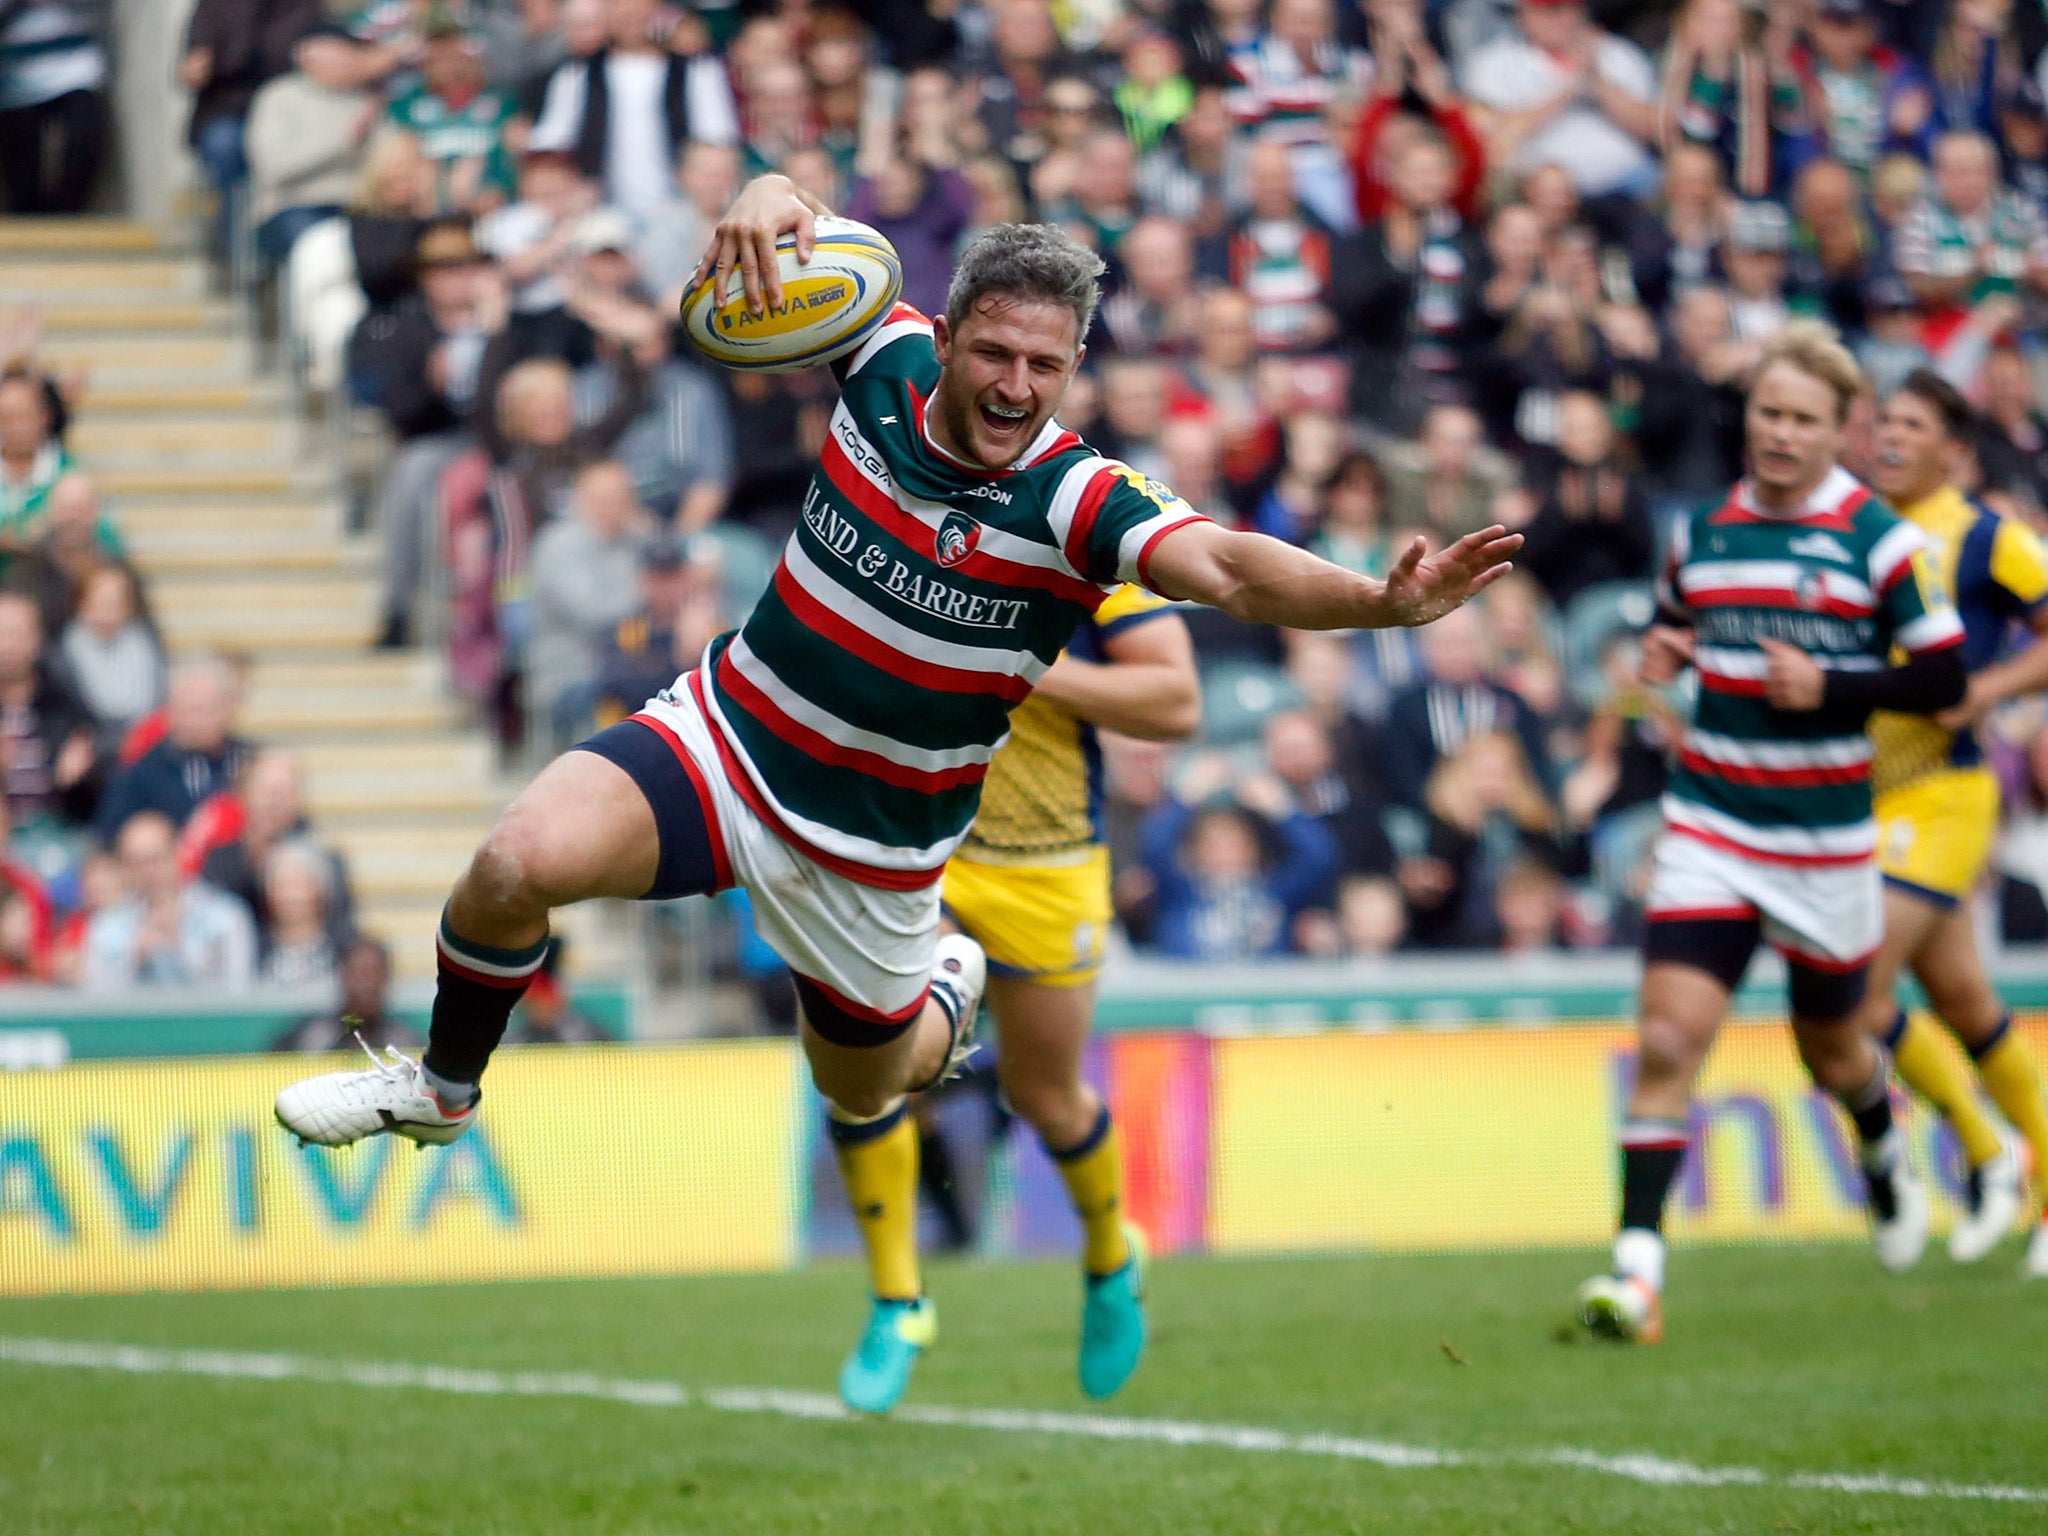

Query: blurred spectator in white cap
left=1723, top=198, right=1792, bottom=342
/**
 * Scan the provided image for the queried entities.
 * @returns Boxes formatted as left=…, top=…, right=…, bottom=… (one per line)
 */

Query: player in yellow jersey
left=1856, top=370, right=2048, bottom=1275
left=829, top=583, right=1199, bottom=1412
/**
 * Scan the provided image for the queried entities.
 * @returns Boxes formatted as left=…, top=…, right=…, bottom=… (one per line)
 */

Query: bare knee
left=1636, top=1015, right=1699, bottom=1090
left=461, top=803, right=579, bottom=922
left=1795, top=1020, right=1872, bottom=1096
left=1000, top=1065, right=1094, bottom=1148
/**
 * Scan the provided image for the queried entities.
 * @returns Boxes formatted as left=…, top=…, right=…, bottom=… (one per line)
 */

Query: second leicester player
left=1854, top=370, right=2048, bottom=1275
left=829, top=583, right=1200, bottom=1413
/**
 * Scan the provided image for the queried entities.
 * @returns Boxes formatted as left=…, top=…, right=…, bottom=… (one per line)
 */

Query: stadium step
left=309, top=769, right=506, bottom=823
left=158, top=613, right=380, bottom=653
left=149, top=575, right=374, bottom=613
left=114, top=498, right=334, bottom=538
left=248, top=653, right=441, bottom=694
left=130, top=540, right=366, bottom=578
left=70, top=415, right=293, bottom=460
left=96, top=465, right=305, bottom=498
left=76, top=381, right=272, bottom=414
left=39, top=300, right=224, bottom=334
left=38, top=335, right=248, bottom=384
left=0, top=257, right=195, bottom=293
left=241, top=690, right=459, bottom=738
left=297, top=737, right=490, bottom=777
left=0, top=218, right=162, bottom=254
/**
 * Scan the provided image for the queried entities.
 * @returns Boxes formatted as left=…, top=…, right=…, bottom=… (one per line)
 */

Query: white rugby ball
left=680, top=214, right=903, bottom=373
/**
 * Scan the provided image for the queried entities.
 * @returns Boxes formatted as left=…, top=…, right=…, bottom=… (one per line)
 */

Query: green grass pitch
left=3, top=1243, right=2045, bottom=1535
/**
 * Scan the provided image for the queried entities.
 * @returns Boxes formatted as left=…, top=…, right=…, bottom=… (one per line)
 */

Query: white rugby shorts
left=1645, top=826, right=1882, bottom=971
left=631, top=678, right=941, bottom=1025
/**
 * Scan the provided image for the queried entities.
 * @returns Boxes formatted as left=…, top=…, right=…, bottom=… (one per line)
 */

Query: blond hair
left=353, top=129, right=426, bottom=216
left=1757, top=319, right=1865, bottom=423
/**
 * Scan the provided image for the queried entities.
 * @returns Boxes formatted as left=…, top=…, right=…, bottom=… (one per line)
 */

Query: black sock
left=1841, top=1044, right=1896, bottom=1150
left=1618, top=1118, right=1689, bottom=1234
left=421, top=913, right=550, bottom=1090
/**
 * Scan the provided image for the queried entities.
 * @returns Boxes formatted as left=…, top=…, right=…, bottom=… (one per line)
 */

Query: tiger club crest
left=936, top=509, right=982, bottom=568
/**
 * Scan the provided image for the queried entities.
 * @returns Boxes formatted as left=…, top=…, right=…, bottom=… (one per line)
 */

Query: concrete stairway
left=0, top=218, right=547, bottom=978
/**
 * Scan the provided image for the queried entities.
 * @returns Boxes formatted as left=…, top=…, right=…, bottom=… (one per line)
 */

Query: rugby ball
left=680, top=214, right=902, bottom=373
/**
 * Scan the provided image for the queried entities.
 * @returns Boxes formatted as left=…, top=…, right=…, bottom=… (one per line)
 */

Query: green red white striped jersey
left=1657, top=465, right=1964, bottom=865
left=697, top=304, right=1210, bottom=889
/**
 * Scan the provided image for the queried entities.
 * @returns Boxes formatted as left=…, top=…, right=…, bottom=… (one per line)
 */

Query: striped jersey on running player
left=1656, top=464, right=1964, bottom=864
left=691, top=304, right=1208, bottom=888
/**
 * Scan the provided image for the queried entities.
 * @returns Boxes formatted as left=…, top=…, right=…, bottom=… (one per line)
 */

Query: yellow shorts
left=941, top=846, right=1112, bottom=988
left=1874, top=767, right=2001, bottom=909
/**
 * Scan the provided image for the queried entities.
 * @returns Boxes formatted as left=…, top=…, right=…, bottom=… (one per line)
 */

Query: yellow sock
left=1888, top=1010, right=2003, bottom=1168
left=829, top=1102, right=922, bottom=1301
left=1974, top=1020, right=2048, bottom=1207
left=1052, top=1106, right=1130, bottom=1276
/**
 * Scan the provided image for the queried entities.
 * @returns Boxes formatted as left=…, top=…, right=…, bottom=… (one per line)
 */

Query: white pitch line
left=2, top=1336, right=2042, bottom=1507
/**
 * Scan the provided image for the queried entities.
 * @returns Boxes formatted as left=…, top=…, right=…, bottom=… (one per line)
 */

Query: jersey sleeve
left=1990, top=514, right=2048, bottom=619
left=1869, top=518, right=1965, bottom=656
left=1051, top=458, right=1213, bottom=590
left=1092, top=582, right=1176, bottom=640
left=831, top=302, right=936, bottom=387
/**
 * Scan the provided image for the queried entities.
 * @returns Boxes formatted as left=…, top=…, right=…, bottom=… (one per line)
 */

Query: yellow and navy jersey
left=961, top=584, right=1176, bottom=857
left=1870, top=484, right=2048, bottom=795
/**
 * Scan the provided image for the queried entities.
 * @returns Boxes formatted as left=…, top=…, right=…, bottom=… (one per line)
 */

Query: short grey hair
left=944, top=223, right=1106, bottom=348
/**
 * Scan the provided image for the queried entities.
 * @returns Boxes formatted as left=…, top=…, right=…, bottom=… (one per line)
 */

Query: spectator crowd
left=21, top=0, right=2048, bottom=981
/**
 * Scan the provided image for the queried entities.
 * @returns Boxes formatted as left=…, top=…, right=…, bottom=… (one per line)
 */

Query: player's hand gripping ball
left=680, top=214, right=903, bottom=373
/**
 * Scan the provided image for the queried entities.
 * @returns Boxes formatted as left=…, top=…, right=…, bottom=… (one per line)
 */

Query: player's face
left=1745, top=361, right=1843, bottom=504
left=1873, top=391, right=1953, bottom=504
left=930, top=296, right=1084, bottom=471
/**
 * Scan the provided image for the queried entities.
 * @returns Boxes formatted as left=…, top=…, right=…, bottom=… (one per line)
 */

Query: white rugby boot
left=1948, top=1139, right=2023, bottom=1264
left=275, top=1038, right=478, bottom=1148
left=2023, top=1216, right=2048, bottom=1280
left=1576, top=1274, right=1664, bottom=1345
left=1866, top=1133, right=1930, bottom=1272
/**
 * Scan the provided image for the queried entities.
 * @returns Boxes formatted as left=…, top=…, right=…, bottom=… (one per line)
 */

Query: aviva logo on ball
left=714, top=273, right=859, bottom=338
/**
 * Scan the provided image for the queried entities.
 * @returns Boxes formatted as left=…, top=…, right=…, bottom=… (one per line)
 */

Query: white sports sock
left=1614, top=1227, right=1666, bottom=1292
left=420, top=1063, right=479, bottom=1110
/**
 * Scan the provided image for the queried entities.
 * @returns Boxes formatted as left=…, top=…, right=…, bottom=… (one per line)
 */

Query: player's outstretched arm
left=1143, top=520, right=1521, bottom=631
left=690, top=173, right=834, bottom=314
